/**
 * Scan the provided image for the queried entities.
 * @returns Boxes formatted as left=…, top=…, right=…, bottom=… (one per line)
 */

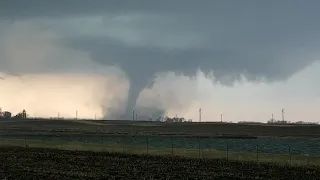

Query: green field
left=1, top=137, right=320, bottom=166
left=1, top=118, right=320, bottom=166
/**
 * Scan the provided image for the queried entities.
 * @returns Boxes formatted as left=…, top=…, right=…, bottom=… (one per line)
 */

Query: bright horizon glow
left=0, top=72, right=128, bottom=119
left=0, top=61, right=319, bottom=123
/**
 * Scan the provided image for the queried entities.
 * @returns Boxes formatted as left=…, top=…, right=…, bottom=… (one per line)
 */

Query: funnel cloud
left=1, top=1, right=320, bottom=121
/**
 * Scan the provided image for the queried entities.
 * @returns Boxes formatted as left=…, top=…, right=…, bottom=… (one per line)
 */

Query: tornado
left=122, top=75, right=148, bottom=119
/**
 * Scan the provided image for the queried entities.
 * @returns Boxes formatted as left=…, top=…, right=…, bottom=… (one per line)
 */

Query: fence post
left=288, top=145, right=291, bottom=165
left=24, top=136, right=27, bottom=148
left=256, top=144, right=259, bottom=162
left=171, top=138, right=174, bottom=156
left=80, top=136, right=83, bottom=151
left=197, top=137, right=201, bottom=158
left=60, top=135, right=62, bottom=149
left=41, top=135, right=44, bottom=148
left=146, top=137, right=149, bottom=155
left=226, top=141, right=228, bottom=161
left=171, top=137, right=174, bottom=170
left=101, top=135, right=103, bottom=151
left=129, top=136, right=133, bottom=154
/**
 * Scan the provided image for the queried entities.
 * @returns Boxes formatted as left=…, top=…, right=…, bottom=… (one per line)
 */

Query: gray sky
left=0, top=1, right=319, bottom=121
left=2, top=0, right=319, bottom=78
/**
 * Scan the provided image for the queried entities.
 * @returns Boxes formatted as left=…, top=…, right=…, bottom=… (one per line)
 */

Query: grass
left=1, top=137, right=319, bottom=166
left=1, top=119, right=320, bottom=168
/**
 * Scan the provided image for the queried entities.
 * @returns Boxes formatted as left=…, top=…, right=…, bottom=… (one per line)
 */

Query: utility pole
left=199, top=108, right=202, bottom=123
left=132, top=110, right=135, bottom=121
left=95, top=114, right=96, bottom=120
left=76, top=110, right=78, bottom=120
left=135, top=113, right=138, bottom=121
left=281, top=108, right=284, bottom=122
left=220, top=114, right=223, bottom=123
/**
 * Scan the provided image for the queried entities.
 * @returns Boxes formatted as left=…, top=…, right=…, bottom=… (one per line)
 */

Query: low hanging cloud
left=1, top=1, right=320, bottom=121
left=138, top=62, right=320, bottom=122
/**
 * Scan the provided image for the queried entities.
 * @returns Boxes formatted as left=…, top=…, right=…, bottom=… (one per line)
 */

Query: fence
left=0, top=134, right=319, bottom=166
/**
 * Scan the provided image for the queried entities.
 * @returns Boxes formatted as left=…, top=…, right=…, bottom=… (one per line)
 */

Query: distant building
left=165, top=116, right=186, bottom=123
left=0, top=107, right=12, bottom=119
left=13, top=109, right=28, bottom=119
left=3, top=111, right=12, bottom=119
left=267, top=119, right=289, bottom=124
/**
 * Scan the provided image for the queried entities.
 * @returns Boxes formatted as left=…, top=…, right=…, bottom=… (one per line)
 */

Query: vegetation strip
left=1, top=138, right=320, bottom=166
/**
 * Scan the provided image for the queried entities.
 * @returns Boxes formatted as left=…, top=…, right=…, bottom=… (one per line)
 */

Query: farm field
left=1, top=119, right=320, bottom=166
left=1, top=137, right=320, bottom=165
left=0, top=146, right=320, bottom=180
left=1, top=133, right=320, bottom=156
left=2, top=118, right=320, bottom=138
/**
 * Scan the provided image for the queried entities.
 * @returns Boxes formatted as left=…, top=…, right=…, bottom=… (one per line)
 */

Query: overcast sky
left=0, top=0, right=319, bottom=122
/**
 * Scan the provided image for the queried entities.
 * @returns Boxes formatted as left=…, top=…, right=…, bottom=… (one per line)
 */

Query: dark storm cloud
left=67, top=36, right=309, bottom=83
left=2, top=0, right=318, bottom=78
left=2, top=0, right=320, bottom=118
left=0, top=0, right=267, bottom=18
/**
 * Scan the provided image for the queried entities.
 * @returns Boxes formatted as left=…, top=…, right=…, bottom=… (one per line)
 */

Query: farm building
left=0, top=108, right=12, bottom=119
left=0, top=108, right=27, bottom=119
